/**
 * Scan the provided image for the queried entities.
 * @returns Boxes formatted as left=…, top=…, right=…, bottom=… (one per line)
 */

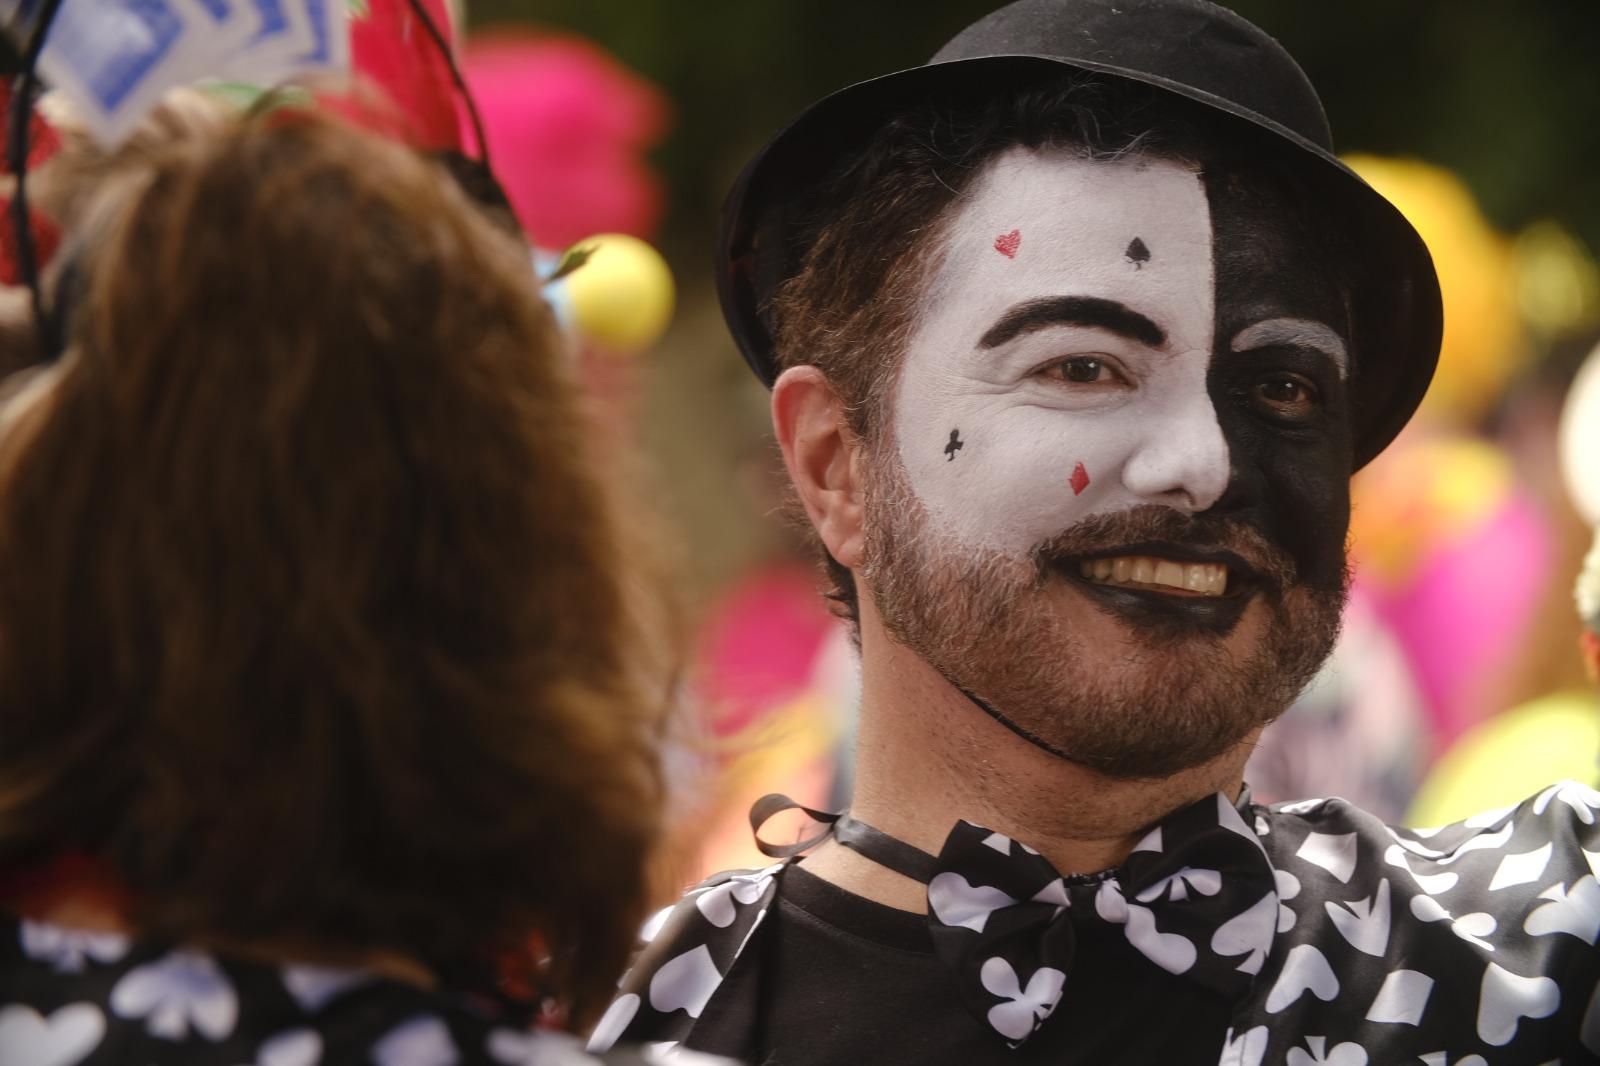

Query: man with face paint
left=589, top=2, right=1600, bottom=1064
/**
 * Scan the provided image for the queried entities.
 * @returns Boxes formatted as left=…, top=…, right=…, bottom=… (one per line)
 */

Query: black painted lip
left=1063, top=569, right=1255, bottom=633
left=1046, top=541, right=1266, bottom=634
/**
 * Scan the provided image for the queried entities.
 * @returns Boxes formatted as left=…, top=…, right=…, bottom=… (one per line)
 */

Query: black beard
left=862, top=463, right=1348, bottom=780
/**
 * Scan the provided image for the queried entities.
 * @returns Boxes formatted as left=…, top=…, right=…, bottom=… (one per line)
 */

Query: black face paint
left=1201, top=163, right=1354, bottom=596
left=944, top=428, right=964, bottom=461
left=1125, top=236, right=1151, bottom=268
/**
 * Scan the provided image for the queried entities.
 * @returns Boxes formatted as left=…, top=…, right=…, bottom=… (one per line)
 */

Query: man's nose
left=1119, top=393, right=1231, bottom=513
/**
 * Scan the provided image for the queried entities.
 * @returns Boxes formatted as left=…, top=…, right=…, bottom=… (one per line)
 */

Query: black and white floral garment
left=0, top=912, right=733, bottom=1066
left=590, top=781, right=1600, bottom=1064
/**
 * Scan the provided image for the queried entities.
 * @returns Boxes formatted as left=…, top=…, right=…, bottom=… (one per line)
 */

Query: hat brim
left=718, top=55, right=1442, bottom=470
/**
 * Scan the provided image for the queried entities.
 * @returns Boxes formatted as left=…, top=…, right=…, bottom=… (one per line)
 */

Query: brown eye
left=1052, top=357, right=1108, bottom=383
left=1252, top=375, right=1319, bottom=418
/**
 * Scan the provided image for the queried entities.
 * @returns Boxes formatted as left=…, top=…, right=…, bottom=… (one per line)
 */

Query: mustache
left=1028, top=505, right=1298, bottom=591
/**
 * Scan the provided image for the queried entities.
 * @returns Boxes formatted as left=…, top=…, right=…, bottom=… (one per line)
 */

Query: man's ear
left=772, top=365, right=866, bottom=570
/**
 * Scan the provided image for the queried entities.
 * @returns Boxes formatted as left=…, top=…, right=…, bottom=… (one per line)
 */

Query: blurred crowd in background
left=442, top=0, right=1600, bottom=889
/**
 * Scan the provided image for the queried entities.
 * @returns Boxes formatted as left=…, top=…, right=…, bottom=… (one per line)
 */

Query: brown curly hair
left=0, top=109, right=670, bottom=1026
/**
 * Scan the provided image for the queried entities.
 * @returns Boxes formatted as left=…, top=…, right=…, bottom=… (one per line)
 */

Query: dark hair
left=0, top=110, right=672, bottom=1026
left=766, top=72, right=1348, bottom=627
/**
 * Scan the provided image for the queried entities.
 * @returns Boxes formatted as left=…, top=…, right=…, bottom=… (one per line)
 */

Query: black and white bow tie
left=755, top=790, right=1281, bottom=1047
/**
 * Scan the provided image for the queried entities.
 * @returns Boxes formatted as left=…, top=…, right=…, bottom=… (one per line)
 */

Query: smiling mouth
left=1051, top=547, right=1259, bottom=636
left=1049, top=542, right=1267, bottom=612
left=1076, top=555, right=1229, bottom=597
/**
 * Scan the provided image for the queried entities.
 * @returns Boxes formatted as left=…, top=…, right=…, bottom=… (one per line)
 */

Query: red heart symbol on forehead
left=994, top=229, right=1021, bottom=258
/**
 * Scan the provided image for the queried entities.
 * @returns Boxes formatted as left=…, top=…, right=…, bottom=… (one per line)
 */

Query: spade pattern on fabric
left=596, top=782, right=1600, bottom=1064
left=0, top=915, right=728, bottom=1066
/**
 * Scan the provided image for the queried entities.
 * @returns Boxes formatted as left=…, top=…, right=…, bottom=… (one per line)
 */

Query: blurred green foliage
left=467, top=0, right=1600, bottom=261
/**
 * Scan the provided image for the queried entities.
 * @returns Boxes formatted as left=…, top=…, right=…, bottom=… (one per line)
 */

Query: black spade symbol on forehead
left=1126, top=238, right=1151, bottom=269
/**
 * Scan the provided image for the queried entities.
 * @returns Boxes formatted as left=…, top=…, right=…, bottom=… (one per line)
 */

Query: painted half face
left=868, top=146, right=1354, bottom=774
left=892, top=146, right=1352, bottom=602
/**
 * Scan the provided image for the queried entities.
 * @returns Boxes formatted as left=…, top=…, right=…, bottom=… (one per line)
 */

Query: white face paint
left=1232, top=318, right=1348, bottom=379
left=892, top=147, right=1229, bottom=555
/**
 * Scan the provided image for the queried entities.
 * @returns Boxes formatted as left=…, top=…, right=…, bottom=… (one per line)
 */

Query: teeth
left=1076, top=555, right=1229, bottom=596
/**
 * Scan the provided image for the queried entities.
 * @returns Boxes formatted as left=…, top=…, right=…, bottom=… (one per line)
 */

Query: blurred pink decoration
left=462, top=34, right=669, bottom=247
left=1351, top=433, right=1557, bottom=750
left=1369, top=490, right=1551, bottom=747
left=696, top=564, right=838, bottom=739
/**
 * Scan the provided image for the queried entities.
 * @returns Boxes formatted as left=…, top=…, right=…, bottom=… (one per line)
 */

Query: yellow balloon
left=562, top=233, right=676, bottom=353
left=1406, top=690, right=1600, bottom=827
left=1344, top=155, right=1525, bottom=427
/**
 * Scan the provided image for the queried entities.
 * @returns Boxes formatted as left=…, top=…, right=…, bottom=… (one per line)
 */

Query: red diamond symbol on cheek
left=1069, top=462, right=1091, bottom=496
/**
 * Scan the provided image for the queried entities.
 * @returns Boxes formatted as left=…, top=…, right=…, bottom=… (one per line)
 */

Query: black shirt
left=741, top=864, right=1232, bottom=1064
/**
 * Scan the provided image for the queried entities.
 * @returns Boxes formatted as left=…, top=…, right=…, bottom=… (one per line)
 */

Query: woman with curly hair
left=0, top=104, right=696, bottom=1065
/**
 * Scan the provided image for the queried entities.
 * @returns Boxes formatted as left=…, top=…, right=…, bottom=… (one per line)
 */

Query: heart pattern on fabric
left=648, top=945, right=722, bottom=1019
left=1476, top=963, right=1559, bottom=1046
left=992, top=229, right=1021, bottom=258
left=1524, top=875, right=1600, bottom=944
left=928, top=872, right=1019, bottom=933
left=0, top=1003, right=104, bottom=1066
left=1265, top=944, right=1340, bottom=1013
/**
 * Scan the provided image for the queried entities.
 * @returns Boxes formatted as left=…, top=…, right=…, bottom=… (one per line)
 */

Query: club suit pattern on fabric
left=591, top=783, right=1600, bottom=1064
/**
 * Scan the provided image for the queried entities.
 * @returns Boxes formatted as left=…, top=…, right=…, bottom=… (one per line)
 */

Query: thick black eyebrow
left=977, top=296, right=1166, bottom=350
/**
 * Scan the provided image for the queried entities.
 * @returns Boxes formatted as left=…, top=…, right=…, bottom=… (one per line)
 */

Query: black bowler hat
left=718, top=0, right=1443, bottom=469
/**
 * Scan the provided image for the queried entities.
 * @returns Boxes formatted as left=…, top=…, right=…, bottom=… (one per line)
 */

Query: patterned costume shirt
left=591, top=782, right=1600, bottom=1065
left=0, top=912, right=732, bottom=1066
